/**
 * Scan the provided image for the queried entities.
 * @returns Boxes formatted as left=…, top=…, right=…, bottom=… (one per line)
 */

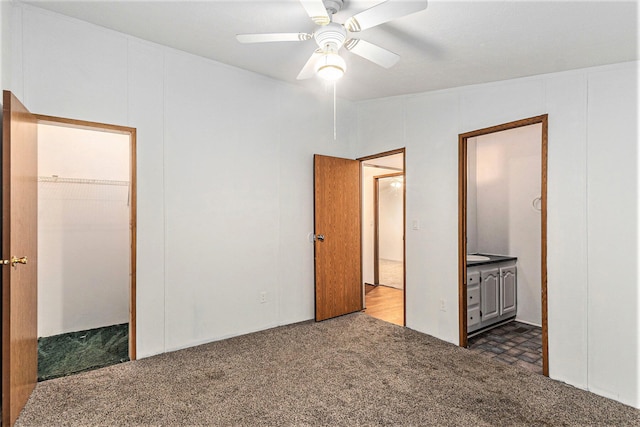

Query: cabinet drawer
left=467, top=286, right=480, bottom=305
left=467, top=271, right=480, bottom=286
left=467, top=306, right=481, bottom=327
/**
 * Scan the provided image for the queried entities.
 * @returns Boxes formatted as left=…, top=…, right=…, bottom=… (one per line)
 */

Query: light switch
left=412, top=220, right=420, bottom=230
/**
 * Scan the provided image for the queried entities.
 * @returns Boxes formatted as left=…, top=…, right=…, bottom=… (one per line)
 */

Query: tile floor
left=467, top=321, right=543, bottom=374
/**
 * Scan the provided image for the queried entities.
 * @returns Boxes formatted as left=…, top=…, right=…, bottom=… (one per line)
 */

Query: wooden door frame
left=357, top=148, right=406, bottom=326
left=34, top=114, right=137, bottom=360
left=373, top=172, right=404, bottom=287
left=458, top=114, right=548, bottom=376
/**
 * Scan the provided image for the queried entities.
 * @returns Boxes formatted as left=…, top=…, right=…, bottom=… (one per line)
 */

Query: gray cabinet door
left=500, top=266, right=517, bottom=316
left=480, top=268, right=500, bottom=322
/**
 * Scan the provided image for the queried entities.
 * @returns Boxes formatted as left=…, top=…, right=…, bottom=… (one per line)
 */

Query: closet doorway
left=360, top=149, right=405, bottom=326
left=35, top=116, right=136, bottom=380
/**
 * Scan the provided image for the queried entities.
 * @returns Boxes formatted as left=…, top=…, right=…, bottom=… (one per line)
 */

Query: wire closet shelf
left=38, top=176, right=129, bottom=186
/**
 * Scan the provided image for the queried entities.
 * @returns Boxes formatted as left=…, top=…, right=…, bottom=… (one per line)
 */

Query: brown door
left=314, top=154, right=362, bottom=321
left=2, top=91, right=38, bottom=427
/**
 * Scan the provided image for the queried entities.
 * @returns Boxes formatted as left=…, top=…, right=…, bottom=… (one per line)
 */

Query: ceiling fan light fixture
left=315, top=52, right=346, bottom=81
left=237, top=0, right=430, bottom=82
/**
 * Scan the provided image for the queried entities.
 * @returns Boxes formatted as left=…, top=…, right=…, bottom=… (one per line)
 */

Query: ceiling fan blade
left=300, top=0, right=331, bottom=26
left=236, top=33, right=312, bottom=43
left=345, top=39, right=399, bottom=68
left=297, top=50, right=323, bottom=80
left=345, top=0, right=428, bottom=32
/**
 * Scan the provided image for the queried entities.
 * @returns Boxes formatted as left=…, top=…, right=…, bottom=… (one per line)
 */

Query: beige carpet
left=378, top=258, right=403, bottom=289
left=17, top=313, right=639, bottom=426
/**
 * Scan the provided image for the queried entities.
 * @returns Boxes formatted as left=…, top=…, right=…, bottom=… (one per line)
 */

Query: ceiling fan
left=236, top=0, right=428, bottom=81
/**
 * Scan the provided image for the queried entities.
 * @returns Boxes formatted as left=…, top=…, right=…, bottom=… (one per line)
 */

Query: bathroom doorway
left=458, top=115, right=548, bottom=375
left=359, top=149, right=405, bottom=326
left=35, top=116, right=136, bottom=380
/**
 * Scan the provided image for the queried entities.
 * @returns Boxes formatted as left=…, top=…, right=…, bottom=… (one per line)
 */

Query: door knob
left=2, top=256, right=28, bottom=267
left=13, top=256, right=28, bottom=266
left=315, top=234, right=325, bottom=242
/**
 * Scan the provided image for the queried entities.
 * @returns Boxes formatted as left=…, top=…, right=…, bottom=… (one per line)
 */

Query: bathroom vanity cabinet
left=467, top=256, right=517, bottom=334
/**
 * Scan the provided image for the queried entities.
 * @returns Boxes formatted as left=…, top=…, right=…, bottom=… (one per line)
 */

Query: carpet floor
left=17, top=313, right=639, bottom=426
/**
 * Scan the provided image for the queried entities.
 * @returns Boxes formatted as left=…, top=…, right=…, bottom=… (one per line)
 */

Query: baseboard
left=515, top=318, right=542, bottom=328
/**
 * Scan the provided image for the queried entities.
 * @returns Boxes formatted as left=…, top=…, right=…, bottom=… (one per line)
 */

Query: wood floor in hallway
left=363, top=284, right=404, bottom=326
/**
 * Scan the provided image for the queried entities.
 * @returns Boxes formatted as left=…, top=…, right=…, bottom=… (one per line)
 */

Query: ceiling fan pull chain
left=333, top=81, right=337, bottom=141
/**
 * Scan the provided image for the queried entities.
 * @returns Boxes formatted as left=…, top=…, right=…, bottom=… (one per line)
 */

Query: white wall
left=355, top=62, right=639, bottom=408
left=378, top=178, right=403, bottom=261
left=0, top=0, right=9, bottom=90
left=474, top=124, right=542, bottom=326
left=362, top=166, right=400, bottom=284
left=37, top=124, right=130, bottom=337
left=466, top=138, right=478, bottom=254
left=586, top=66, right=638, bottom=405
left=10, top=3, right=355, bottom=356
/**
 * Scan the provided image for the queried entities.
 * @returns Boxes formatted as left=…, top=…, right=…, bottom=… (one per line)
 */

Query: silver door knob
left=316, top=234, right=325, bottom=242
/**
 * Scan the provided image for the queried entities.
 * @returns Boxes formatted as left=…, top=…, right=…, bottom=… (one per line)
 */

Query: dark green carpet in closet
left=38, top=323, right=129, bottom=381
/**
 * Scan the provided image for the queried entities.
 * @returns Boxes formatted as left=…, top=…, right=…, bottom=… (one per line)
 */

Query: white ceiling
left=25, top=0, right=638, bottom=101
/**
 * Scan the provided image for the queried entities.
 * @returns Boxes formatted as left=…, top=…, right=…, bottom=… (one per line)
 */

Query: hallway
left=363, top=284, right=403, bottom=326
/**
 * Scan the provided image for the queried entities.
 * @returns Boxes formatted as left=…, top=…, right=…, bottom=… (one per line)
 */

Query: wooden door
left=2, top=91, right=38, bottom=427
left=314, top=154, right=362, bottom=321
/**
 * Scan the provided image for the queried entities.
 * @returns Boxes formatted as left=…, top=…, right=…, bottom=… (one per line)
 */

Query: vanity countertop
left=467, top=253, right=517, bottom=267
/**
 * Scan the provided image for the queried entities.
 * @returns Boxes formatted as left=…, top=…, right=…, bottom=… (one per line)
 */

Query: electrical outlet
left=260, top=292, right=267, bottom=304
left=440, top=299, right=446, bottom=312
